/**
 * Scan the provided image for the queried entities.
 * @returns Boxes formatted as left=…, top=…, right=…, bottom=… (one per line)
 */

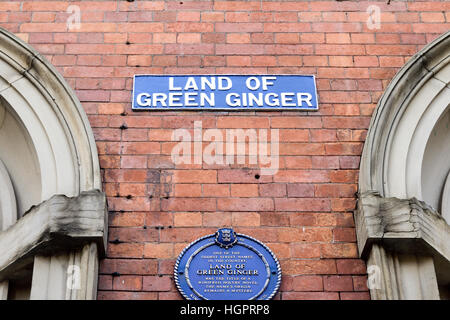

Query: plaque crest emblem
left=215, top=228, right=237, bottom=249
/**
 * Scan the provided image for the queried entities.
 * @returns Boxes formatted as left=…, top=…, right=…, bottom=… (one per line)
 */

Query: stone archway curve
left=0, top=27, right=107, bottom=300
left=357, top=31, right=450, bottom=300
left=359, top=31, right=450, bottom=212
left=0, top=27, right=101, bottom=199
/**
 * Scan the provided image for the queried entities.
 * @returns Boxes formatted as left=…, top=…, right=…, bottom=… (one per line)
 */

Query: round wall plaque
left=174, top=228, right=281, bottom=300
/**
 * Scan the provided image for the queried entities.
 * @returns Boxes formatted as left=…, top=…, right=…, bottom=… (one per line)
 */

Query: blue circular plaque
left=174, top=228, right=281, bottom=300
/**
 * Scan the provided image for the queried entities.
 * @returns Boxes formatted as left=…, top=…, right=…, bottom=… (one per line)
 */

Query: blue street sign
left=132, top=75, right=318, bottom=111
left=174, top=228, right=281, bottom=300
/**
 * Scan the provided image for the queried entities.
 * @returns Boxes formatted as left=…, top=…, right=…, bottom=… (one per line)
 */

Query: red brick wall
left=1, top=0, right=449, bottom=300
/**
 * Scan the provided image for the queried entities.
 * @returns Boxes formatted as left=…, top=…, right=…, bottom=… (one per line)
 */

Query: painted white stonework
left=357, top=31, right=450, bottom=300
left=0, top=27, right=106, bottom=300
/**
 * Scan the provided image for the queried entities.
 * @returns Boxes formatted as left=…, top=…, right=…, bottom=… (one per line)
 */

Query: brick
left=102, top=55, right=127, bottom=66
left=203, top=56, right=226, bottom=67
left=118, top=183, right=147, bottom=197
left=202, top=184, right=230, bottom=197
left=230, top=184, right=259, bottom=197
left=265, top=243, right=290, bottom=259
left=262, top=2, right=308, bottom=11
left=175, top=184, right=202, bottom=197
left=214, top=1, right=261, bottom=11
left=226, top=56, right=251, bottom=67
left=161, top=198, right=216, bottom=212
left=174, top=212, right=202, bottom=227
left=291, top=243, right=321, bottom=259
left=271, top=117, right=322, bottom=128
left=284, top=156, right=313, bottom=169
left=108, top=195, right=151, bottom=211
left=315, top=184, right=357, bottom=198
left=143, top=243, right=173, bottom=259
left=278, top=227, right=332, bottom=242
left=340, top=292, right=370, bottom=300
left=127, top=55, right=152, bottom=67
left=52, top=55, right=77, bottom=66
left=121, top=142, right=160, bottom=155
left=303, top=56, right=328, bottom=67
left=278, top=56, right=302, bottom=66
left=332, top=198, right=357, bottom=212
left=259, top=184, right=286, bottom=197
left=265, top=44, right=313, bottom=55
left=366, top=44, right=417, bottom=55
left=216, top=23, right=263, bottom=33
left=224, top=12, right=250, bottom=23
left=177, top=56, right=202, bottom=66
left=274, top=170, right=329, bottom=183
left=291, top=276, right=323, bottom=291
left=121, top=129, right=147, bottom=141
left=226, top=33, right=250, bottom=44
left=281, top=259, right=337, bottom=275
left=408, top=2, right=450, bottom=11
left=76, top=55, right=103, bottom=67
left=218, top=169, right=272, bottom=183
left=231, top=212, right=260, bottom=226
left=401, top=34, right=427, bottom=45
left=353, top=276, right=369, bottom=291
left=312, top=156, right=339, bottom=169
left=326, top=33, right=350, bottom=44
left=216, top=44, right=265, bottom=55
left=251, top=33, right=274, bottom=43
left=329, top=170, right=358, bottom=183
left=98, top=275, right=112, bottom=290
left=201, top=12, right=224, bottom=22
left=158, top=292, right=183, bottom=300
left=336, top=259, right=367, bottom=274
left=0, top=3, right=21, bottom=11
left=324, top=276, right=353, bottom=291
left=275, top=198, right=331, bottom=212
left=98, top=291, right=158, bottom=300
left=203, top=212, right=232, bottom=227
left=218, top=198, right=274, bottom=211
left=354, top=56, right=379, bottom=67
left=109, top=227, right=158, bottom=243
left=160, top=228, right=216, bottom=243
left=287, top=184, right=315, bottom=197
left=376, top=33, right=400, bottom=44
left=142, top=276, right=172, bottom=292
left=329, top=56, right=353, bottom=67
left=333, top=227, right=357, bottom=242
left=202, top=33, right=226, bottom=43
left=260, top=212, right=290, bottom=227
left=99, top=155, right=120, bottom=168
left=108, top=243, right=143, bottom=258
left=152, top=55, right=177, bottom=67
left=113, top=275, right=142, bottom=291
left=283, top=292, right=339, bottom=300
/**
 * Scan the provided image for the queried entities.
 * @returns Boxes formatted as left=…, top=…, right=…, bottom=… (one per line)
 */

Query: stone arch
left=0, top=27, right=106, bottom=299
left=359, top=31, right=450, bottom=205
left=357, top=31, right=450, bottom=299
left=0, top=27, right=101, bottom=200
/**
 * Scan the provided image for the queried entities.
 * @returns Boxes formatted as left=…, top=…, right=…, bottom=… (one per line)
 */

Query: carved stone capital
left=355, top=191, right=450, bottom=262
left=0, top=190, right=107, bottom=281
